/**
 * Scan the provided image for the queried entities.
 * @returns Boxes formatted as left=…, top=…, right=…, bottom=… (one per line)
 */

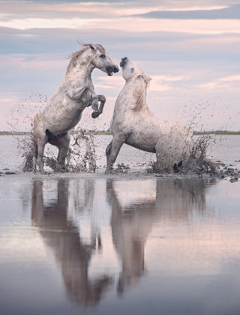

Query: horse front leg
left=67, top=86, right=88, bottom=100
left=92, top=95, right=106, bottom=119
left=106, top=141, right=112, bottom=165
left=105, top=136, right=125, bottom=174
left=36, top=140, right=46, bottom=174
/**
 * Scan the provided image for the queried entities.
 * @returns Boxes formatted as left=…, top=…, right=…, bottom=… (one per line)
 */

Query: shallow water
left=0, top=174, right=240, bottom=315
left=1, top=134, right=240, bottom=172
left=1, top=135, right=240, bottom=314
left=0, top=134, right=156, bottom=172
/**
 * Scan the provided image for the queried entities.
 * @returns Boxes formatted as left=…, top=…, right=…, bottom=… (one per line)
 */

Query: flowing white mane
left=132, top=74, right=151, bottom=111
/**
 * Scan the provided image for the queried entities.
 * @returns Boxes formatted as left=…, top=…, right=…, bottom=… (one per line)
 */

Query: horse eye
left=131, top=68, right=134, bottom=72
left=100, top=54, right=106, bottom=59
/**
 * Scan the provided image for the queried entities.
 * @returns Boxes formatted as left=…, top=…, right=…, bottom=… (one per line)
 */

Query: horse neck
left=116, top=81, right=148, bottom=112
left=68, top=53, right=95, bottom=84
left=74, top=65, right=94, bottom=84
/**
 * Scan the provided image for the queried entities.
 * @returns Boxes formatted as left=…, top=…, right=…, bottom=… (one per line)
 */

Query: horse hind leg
left=155, top=139, right=175, bottom=173
left=48, top=132, right=70, bottom=171
left=57, top=133, right=70, bottom=170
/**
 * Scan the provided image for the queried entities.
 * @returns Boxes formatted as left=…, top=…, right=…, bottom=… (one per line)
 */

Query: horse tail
left=46, top=128, right=56, bottom=139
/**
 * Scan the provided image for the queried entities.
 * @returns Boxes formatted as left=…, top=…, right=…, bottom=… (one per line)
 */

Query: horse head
left=88, top=44, right=119, bottom=76
left=120, top=57, right=151, bottom=83
left=120, top=57, right=151, bottom=111
left=67, top=43, right=119, bottom=76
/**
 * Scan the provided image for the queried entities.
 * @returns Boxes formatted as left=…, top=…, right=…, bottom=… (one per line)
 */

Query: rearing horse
left=33, top=43, right=119, bottom=173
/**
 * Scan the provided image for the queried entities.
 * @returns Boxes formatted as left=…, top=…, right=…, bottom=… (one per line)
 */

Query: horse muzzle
left=106, top=65, right=119, bottom=76
left=120, top=57, right=128, bottom=68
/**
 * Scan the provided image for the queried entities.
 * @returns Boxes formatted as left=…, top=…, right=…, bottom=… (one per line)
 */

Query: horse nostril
left=113, top=66, right=119, bottom=73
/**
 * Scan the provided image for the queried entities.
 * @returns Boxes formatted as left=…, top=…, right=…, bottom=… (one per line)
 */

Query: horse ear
left=137, top=74, right=143, bottom=79
left=89, top=44, right=96, bottom=51
left=145, top=75, right=151, bottom=83
left=137, top=74, right=151, bottom=84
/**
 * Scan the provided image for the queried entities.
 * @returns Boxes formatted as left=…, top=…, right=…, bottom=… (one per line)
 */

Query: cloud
left=96, top=76, right=124, bottom=87
left=1, top=13, right=240, bottom=35
left=0, top=17, right=101, bottom=30
left=149, top=75, right=190, bottom=92
left=91, top=18, right=240, bottom=35
left=0, top=2, right=122, bottom=20
left=94, top=74, right=190, bottom=95
left=0, top=98, right=17, bottom=102
left=0, top=53, right=67, bottom=71
left=0, top=0, right=239, bottom=34
left=220, top=75, right=240, bottom=81
left=135, top=4, right=240, bottom=20
left=0, top=0, right=240, bottom=131
left=0, top=0, right=237, bottom=22
left=197, top=74, right=240, bottom=90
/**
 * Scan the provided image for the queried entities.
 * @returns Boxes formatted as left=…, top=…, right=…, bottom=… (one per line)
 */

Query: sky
left=0, top=0, right=240, bottom=131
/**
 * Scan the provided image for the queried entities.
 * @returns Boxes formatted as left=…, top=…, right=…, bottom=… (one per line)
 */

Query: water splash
left=20, top=134, right=36, bottom=171
left=147, top=134, right=217, bottom=175
left=20, top=129, right=97, bottom=173
left=66, top=129, right=96, bottom=173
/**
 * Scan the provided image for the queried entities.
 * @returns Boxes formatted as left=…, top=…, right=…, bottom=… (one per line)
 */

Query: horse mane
left=66, top=43, right=106, bottom=74
left=132, top=74, right=151, bottom=112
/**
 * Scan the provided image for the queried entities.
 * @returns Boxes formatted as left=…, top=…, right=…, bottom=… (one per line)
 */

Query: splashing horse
left=105, top=57, right=216, bottom=174
left=33, top=43, right=119, bottom=173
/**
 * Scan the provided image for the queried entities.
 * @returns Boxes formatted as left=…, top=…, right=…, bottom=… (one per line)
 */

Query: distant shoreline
left=193, top=131, right=240, bottom=135
left=1, top=131, right=240, bottom=136
left=0, top=131, right=112, bottom=136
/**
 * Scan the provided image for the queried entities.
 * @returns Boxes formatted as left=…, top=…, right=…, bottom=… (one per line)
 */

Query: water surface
left=1, top=174, right=240, bottom=315
left=1, top=134, right=240, bottom=172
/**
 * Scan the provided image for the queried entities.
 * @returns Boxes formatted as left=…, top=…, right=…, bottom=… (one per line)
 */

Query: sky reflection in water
left=0, top=176, right=240, bottom=315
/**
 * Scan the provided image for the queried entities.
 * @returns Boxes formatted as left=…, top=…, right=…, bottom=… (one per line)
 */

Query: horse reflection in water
left=31, top=177, right=215, bottom=301
left=107, top=178, right=215, bottom=295
left=31, top=179, right=112, bottom=306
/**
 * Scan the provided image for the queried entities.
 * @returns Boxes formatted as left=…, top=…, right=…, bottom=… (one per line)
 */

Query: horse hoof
left=92, top=112, right=99, bottom=119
